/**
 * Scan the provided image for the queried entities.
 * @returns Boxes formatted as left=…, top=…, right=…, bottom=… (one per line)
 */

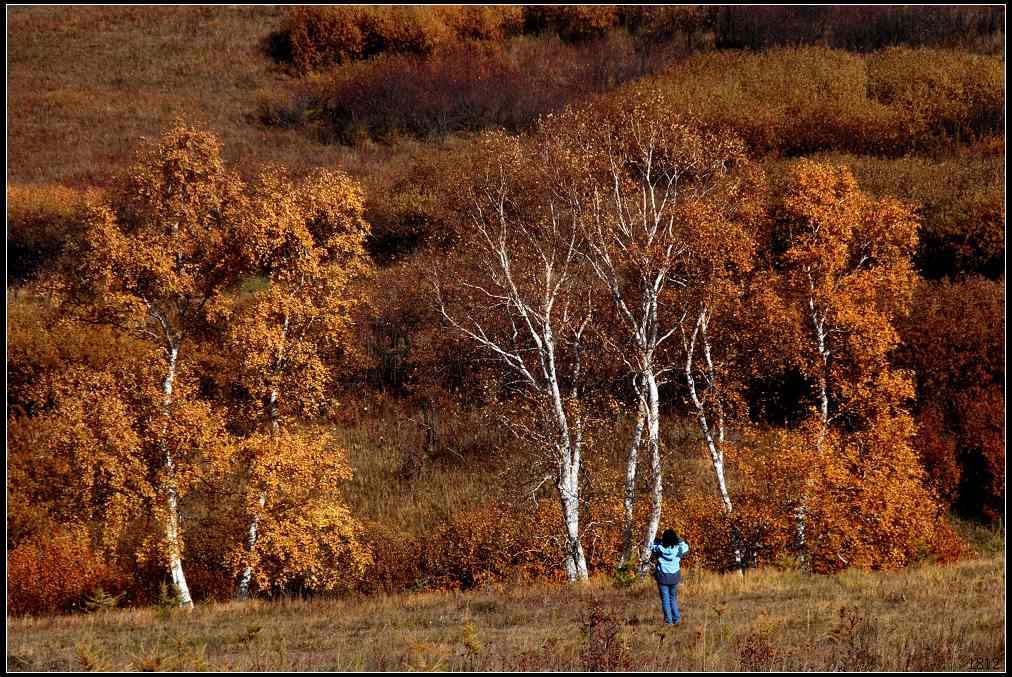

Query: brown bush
left=867, top=47, right=1005, bottom=150
left=7, top=183, right=97, bottom=283
left=297, top=34, right=678, bottom=144
left=581, top=603, right=632, bottom=671
left=8, top=526, right=127, bottom=616
left=715, top=6, right=1004, bottom=54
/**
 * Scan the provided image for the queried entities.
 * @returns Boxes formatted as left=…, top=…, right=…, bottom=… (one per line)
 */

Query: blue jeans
left=656, top=571, right=681, bottom=624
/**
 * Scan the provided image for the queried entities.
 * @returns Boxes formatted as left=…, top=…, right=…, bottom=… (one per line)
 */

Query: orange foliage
left=276, top=6, right=522, bottom=74
left=7, top=183, right=99, bottom=282
left=768, top=160, right=956, bottom=570
left=8, top=526, right=127, bottom=616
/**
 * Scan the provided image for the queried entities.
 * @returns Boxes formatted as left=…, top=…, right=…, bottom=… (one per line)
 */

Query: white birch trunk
left=796, top=286, right=829, bottom=571
left=161, top=341, right=194, bottom=608
left=557, top=462, right=588, bottom=581
left=545, top=330, right=589, bottom=582
left=687, top=312, right=745, bottom=574
left=238, top=314, right=289, bottom=599
left=237, top=490, right=267, bottom=599
left=700, top=313, right=726, bottom=445
left=619, top=396, right=645, bottom=569
left=637, top=367, right=664, bottom=575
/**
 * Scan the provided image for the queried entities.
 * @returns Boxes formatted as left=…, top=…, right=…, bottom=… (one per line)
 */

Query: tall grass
left=7, top=552, right=1004, bottom=671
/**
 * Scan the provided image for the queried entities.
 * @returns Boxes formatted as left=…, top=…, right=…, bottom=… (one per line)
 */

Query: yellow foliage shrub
left=635, top=46, right=1003, bottom=157
left=867, top=47, right=1004, bottom=148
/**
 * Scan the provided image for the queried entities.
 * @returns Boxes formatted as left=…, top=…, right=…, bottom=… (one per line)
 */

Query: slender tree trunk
left=637, top=367, right=664, bottom=575
left=161, top=341, right=194, bottom=608
left=557, top=460, right=588, bottom=581
left=545, top=330, right=588, bottom=582
left=239, top=314, right=289, bottom=599
left=687, top=312, right=745, bottom=574
left=618, top=394, right=645, bottom=570
left=699, top=313, right=726, bottom=444
left=796, top=288, right=829, bottom=572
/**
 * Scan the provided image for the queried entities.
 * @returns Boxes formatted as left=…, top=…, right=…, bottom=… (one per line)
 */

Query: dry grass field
left=7, top=553, right=1004, bottom=672
left=6, top=5, right=355, bottom=186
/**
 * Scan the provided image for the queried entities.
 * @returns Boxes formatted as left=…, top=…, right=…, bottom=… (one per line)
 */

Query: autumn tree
left=525, top=93, right=762, bottom=574
left=773, top=159, right=945, bottom=571
left=435, top=130, right=596, bottom=582
left=8, top=299, right=152, bottom=558
left=56, top=124, right=248, bottom=607
left=215, top=165, right=373, bottom=597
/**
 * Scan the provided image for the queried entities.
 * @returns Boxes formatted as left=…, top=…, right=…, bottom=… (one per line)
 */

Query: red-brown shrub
left=7, top=526, right=127, bottom=616
left=305, top=35, right=679, bottom=143
left=899, top=277, right=1005, bottom=521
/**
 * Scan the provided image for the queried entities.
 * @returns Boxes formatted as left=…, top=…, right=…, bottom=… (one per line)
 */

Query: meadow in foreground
left=7, top=553, right=1004, bottom=672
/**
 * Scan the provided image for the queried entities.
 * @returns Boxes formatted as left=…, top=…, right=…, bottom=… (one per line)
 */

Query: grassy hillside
left=6, top=3, right=1005, bottom=630
left=6, top=6, right=350, bottom=185
left=7, top=553, right=1004, bottom=671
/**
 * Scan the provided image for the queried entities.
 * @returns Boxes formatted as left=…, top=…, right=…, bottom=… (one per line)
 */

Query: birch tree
left=775, top=159, right=941, bottom=571
left=58, top=124, right=247, bottom=607
left=217, top=165, right=373, bottom=597
left=535, top=95, right=758, bottom=573
left=435, top=131, right=595, bottom=582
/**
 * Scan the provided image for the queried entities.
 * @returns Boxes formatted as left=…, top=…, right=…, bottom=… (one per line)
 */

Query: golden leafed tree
left=213, top=165, right=373, bottom=597
left=532, top=92, right=765, bottom=574
left=772, top=159, right=947, bottom=572
left=56, top=123, right=248, bottom=607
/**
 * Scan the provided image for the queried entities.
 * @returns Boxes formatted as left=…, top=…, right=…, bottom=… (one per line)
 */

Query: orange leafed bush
left=635, top=46, right=1003, bottom=157
left=7, top=183, right=99, bottom=282
left=8, top=526, right=127, bottom=616
left=443, top=6, right=522, bottom=42
left=867, top=47, right=1004, bottom=149
left=275, top=6, right=523, bottom=74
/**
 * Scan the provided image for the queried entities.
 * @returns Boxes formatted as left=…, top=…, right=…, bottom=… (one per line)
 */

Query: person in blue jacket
left=648, top=528, right=689, bottom=625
